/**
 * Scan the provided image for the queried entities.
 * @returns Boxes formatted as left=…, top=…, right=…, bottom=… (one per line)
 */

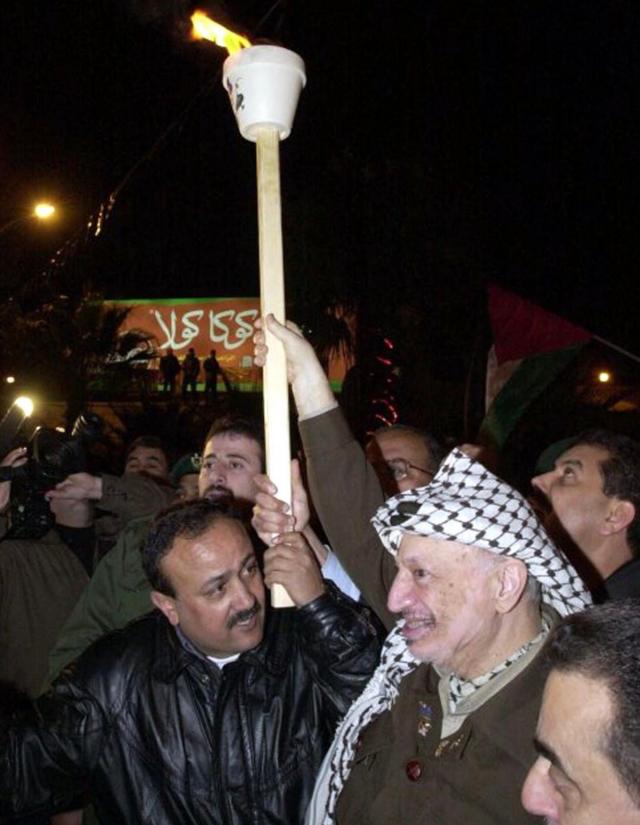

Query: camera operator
left=0, top=446, right=88, bottom=701
left=42, top=434, right=174, bottom=568
left=43, top=437, right=177, bottom=690
left=91, top=435, right=173, bottom=560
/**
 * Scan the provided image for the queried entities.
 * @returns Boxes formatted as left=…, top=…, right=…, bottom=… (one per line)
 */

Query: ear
left=151, top=590, right=180, bottom=626
left=601, top=499, right=636, bottom=537
left=493, top=558, right=529, bottom=614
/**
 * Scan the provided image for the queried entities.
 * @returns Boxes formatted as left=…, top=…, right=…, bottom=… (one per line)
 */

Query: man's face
left=531, top=444, right=612, bottom=553
left=366, top=430, right=434, bottom=496
left=198, top=432, right=263, bottom=506
left=386, top=534, right=499, bottom=676
left=521, top=670, right=640, bottom=825
left=152, top=517, right=266, bottom=658
left=125, top=446, right=169, bottom=480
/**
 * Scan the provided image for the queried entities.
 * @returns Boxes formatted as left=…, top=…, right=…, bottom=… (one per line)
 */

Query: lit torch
left=191, top=11, right=250, bottom=54
left=192, top=12, right=306, bottom=607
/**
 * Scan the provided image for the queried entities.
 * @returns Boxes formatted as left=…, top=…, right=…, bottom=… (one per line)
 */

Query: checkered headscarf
left=373, top=447, right=590, bottom=616
left=306, top=448, right=591, bottom=825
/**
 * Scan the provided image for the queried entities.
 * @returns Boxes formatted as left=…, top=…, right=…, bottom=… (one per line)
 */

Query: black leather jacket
left=1, top=589, right=381, bottom=824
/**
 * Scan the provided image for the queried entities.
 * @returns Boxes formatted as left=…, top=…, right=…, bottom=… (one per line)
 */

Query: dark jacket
left=1, top=590, right=381, bottom=824
left=595, top=556, right=640, bottom=602
left=0, top=529, right=88, bottom=698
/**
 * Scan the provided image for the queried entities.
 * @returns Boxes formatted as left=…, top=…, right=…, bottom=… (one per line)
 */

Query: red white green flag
left=480, top=284, right=591, bottom=449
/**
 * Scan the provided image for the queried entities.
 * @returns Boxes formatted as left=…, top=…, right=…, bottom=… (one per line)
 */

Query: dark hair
left=203, top=415, right=265, bottom=469
left=126, top=435, right=169, bottom=462
left=372, top=424, right=445, bottom=476
left=574, top=429, right=640, bottom=554
left=545, top=600, right=640, bottom=806
left=141, top=499, right=242, bottom=596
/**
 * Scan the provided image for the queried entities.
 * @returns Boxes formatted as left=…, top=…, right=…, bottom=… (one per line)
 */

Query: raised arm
left=49, top=471, right=175, bottom=525
left=255, top=316, right=396, bottom=629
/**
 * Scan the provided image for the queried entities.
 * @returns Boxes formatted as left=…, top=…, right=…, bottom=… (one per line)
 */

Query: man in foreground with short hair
left=0, top=500, right=381, bottom=823
left=531, top=429, right=640, bottom=601
left=522, top=599, right=640, bottom=824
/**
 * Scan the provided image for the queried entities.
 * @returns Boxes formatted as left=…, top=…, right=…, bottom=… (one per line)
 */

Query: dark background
left=0, top=0, right=638, bottom=442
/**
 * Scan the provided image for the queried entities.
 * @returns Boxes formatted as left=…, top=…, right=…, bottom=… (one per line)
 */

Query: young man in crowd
left=532, top=430, right=640, bottom=601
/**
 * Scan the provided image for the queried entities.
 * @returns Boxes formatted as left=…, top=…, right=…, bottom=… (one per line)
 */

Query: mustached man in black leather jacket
left=0, top=499, right=382, bottom=824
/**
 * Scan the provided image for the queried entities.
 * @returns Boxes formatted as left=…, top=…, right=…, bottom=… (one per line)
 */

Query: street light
left=33, top=202, right=56, bottom=220
left=0, top=201, right=58, bottom=236
left=0, top=395, right=35, bottom=456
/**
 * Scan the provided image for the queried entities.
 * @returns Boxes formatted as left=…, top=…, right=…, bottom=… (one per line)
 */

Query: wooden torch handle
left=256, top=126, right=294, bottom=608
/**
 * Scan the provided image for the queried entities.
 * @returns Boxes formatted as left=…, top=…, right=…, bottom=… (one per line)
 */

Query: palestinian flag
left=479, top=284, right=591, bottom=449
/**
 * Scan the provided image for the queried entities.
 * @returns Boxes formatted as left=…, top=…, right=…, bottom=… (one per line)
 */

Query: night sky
left=1, top=0, right=638, bottom=372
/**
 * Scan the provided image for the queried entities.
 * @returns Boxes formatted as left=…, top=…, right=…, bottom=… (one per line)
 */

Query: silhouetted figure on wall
left=203, top=349, right=220, bottom=402
left=181, top=348, right=200, bottom=399
left=159, top=349, right=180, bottom=394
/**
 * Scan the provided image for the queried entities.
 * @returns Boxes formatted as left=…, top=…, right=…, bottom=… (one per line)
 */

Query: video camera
left=0, top=412, right=105, bottom=540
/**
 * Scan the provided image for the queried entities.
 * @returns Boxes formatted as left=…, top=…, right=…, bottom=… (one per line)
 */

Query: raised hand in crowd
left=253, top=458, right=330, bottom=567
left=254, top=315, right=335, bottom=416
left=46, top=472, right=103, bottom=502
left=263, top=530, right=325, bottom=607
left=253, top=458, right=305, bottom=541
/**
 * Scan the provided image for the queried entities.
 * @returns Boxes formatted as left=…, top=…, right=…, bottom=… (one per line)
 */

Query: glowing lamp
left=33, top=203, right=56, bottom=220
left=0, top=396, right=35, bottom=456
left=15, top=397, right=34, bottom=417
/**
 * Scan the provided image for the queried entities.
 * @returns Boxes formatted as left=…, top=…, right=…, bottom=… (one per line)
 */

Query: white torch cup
left=223, top=46, right=306, bottom=608
left=223, top=46, right=306, bottom=140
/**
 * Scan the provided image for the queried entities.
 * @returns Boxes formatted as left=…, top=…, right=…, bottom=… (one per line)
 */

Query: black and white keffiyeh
left=374, top=447, right=589, bottom=616
left=306, top=447, right=591, bottom=825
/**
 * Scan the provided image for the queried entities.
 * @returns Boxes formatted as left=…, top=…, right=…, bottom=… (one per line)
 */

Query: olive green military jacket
left=334, top=650, right=546, bottom=825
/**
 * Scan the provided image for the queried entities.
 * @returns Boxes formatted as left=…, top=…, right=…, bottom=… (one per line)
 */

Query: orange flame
left=191, top=11, right=250, bottom=55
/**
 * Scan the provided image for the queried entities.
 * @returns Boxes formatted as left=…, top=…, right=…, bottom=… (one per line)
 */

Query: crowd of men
left=0, top=314, right=639, bottom=825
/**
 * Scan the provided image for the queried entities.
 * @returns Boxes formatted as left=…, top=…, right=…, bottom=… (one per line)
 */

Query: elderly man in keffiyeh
left=306, top=447, right=590, bottom=825
left=251, top=315, right=591, bottom=825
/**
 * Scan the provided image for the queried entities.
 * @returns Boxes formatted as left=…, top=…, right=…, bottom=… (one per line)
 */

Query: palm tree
left=0, top=285, right=156, bottom=428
